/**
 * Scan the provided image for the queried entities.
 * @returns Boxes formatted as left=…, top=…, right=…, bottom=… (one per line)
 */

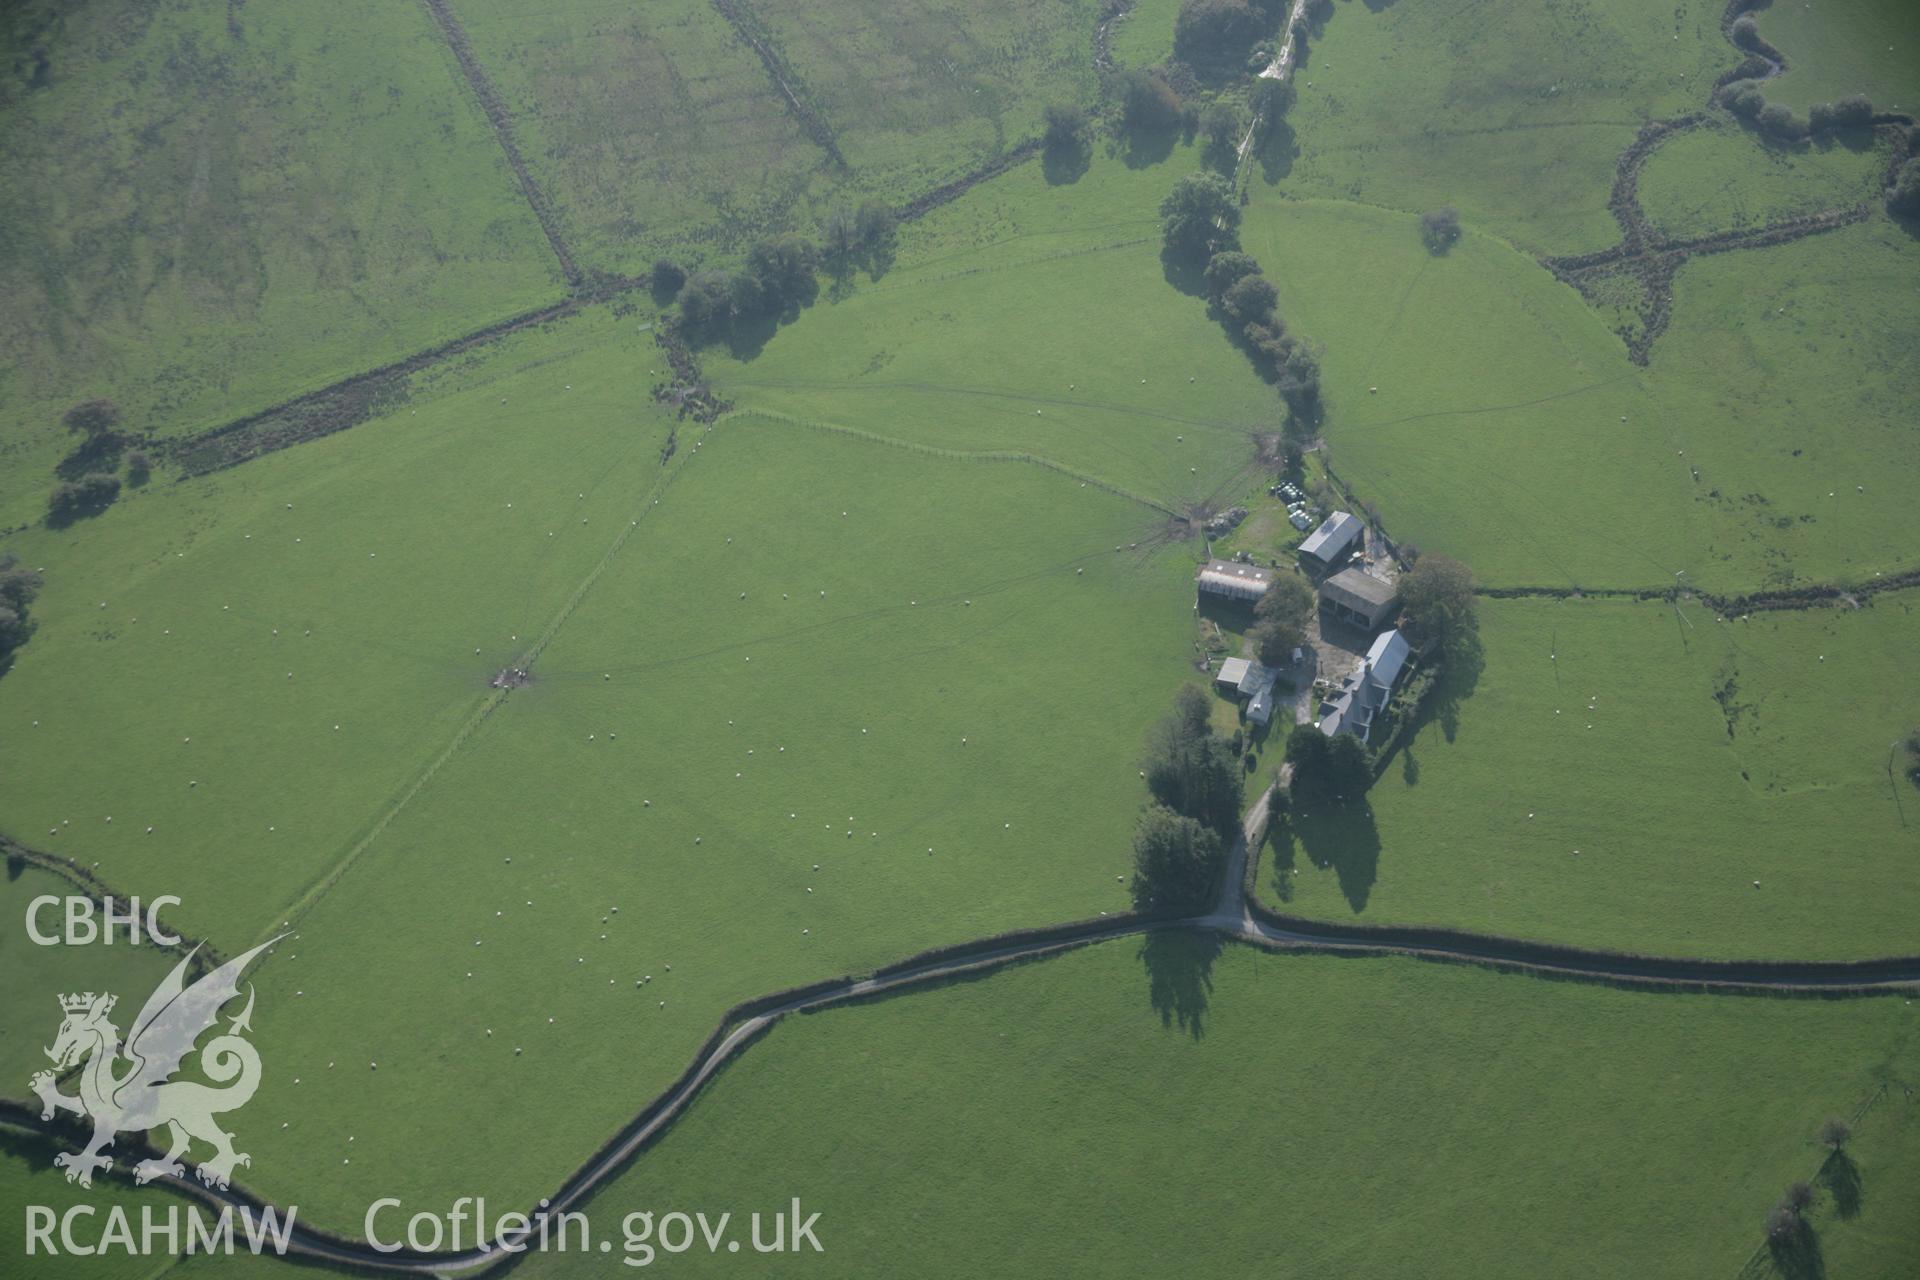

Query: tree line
left=664, top=203, right=897, bottom=347
left=1130, top=686, right=1241, bottom=912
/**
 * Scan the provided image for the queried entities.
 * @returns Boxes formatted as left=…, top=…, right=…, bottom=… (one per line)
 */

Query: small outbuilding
left=1215, top=656, right=1252, bottom=693
left=1319, top=568, right=1399, bottom=630
left=1196, top=559, right=1273, bottom=603
left=1298, top=511, right=1363, bottom=569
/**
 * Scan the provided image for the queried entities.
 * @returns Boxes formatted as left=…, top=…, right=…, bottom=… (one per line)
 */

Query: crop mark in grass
left=419, top=0, right=582, bottom=289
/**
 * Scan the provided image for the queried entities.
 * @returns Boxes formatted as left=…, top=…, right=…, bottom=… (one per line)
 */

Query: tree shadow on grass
left=1139, top=928, right=1223, bottom=1040
left=1160, top=243, right=1210, bottom=298
left=1042, top=140, right=1092, bottom=185
left=1121, top=123, right=1179, bottom=169
left=1818, top=1149, right=1862, bottom=1221
left=1292, top=803, right=1380, bottom=912
left=1767, top=1219, right=1826, bottom=1280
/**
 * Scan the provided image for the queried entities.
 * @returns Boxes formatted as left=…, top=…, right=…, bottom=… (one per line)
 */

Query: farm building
left=1196, top=559, right=1273, bottom=602
left=1215, top=656, right=1281, bottom=724
left=1298, top=511, right=1363, bottom=569
left=1316, top=629, right=1411, bottom=743
left=1319, top=568, right=1399, bottom=630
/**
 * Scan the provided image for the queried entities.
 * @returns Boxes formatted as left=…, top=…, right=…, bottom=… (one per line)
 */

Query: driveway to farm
left=15, top=783, right=1919, bottom=1275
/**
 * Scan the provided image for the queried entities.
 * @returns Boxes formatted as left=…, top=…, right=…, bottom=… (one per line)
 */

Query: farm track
left=419, top=0, right=583, bottom=289
left=8, top=788, right=1918, bottom=1275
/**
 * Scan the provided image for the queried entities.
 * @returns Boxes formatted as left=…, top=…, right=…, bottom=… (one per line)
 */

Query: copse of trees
left=1250, top=572, right=1313, bottom=667
left=1284, top=724, right=1372, bottom=807
left=676, top=233, right=829, bottom=343
left=1419, top=206, right=1461, bottom=254
left=1143, top=684, right=1245, bottom=838
left=1195, top=246, right=1321, bottom=424
left=651, top=259, right=687, bottom=300
left=63, top=399, right=121, bottom=439
left=48, top=472, right=121, bottom=526
left=1718, top=78, right=1767, bottom=119
left=1755, top=101, right=1803, bottom=140
left=1397, top=552, right=1477, bottom=655
left=1129, top=803, right=1226, bottom=912
left=1160, top=171, right=1241, bottom=258
left=1175, top=0, right=1266, bottom=69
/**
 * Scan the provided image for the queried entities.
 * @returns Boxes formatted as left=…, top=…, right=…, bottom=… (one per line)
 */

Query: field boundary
left=8, top=795, right=1919, bottom=1274
left=709, top=0, right=848, bottom=170
left=730, top=407, right=1182, bottom=516
left=418, top=0, right=583, bottom=288
left=2, top=835, right=221, bottom=976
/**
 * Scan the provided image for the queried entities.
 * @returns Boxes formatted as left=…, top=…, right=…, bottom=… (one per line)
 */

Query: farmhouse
left=1297, top=511, right=1363, bottom=569
left=1316, top=629, right=1410, bottom=743
left=1196, top=559, right=1272, bottom=602
left=1318, top=568, right=1399, bottom=630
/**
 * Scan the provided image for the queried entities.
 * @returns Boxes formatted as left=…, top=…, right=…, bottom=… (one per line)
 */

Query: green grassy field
left=0, top=306, right=675, bottom=942
left=1637, top=119, right=1890, bottom=239
left=0, top=866, right=182, bottom=1087
left=1266, top=0, right=1735, bottom=256
left=1105, top=0, right=1179, bottom=69
left=497, top=937, right=1920, bottom=1279
left=1262, top=595, right=1920, bottom=960
left=707, top=147, right=1283, bottom=508
left=1746, top=0, right=1920, bottom=115
left=215, top=411, right=1198, bottom=1231
left=451, top=0, right=1103, bottom=280
left=1236, top=195, right=1920, bottom=593
left=0, top=0, right=563, bottom=529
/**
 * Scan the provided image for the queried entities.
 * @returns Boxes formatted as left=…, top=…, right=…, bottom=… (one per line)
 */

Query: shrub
left=1818, top=1116, right=1852, bottom=1149
left=1730, top=15, right=1763, bottom=51
left=1718, top=79, right=1766, bottom=118
left=1419, top=206, right=1461, bottom=254
left=125, top=449, right=152, bottom=486
left=1174, top=0, right=1264, bottom=70
left=1885, top=158, right=1920, bottom=217
left=1756, top=101, right=1803, bottom=139
left=651, top=259, right=687, bottom=299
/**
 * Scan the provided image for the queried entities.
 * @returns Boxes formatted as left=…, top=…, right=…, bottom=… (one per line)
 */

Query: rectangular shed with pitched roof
left=1319, top=568, right=1399, bottom=630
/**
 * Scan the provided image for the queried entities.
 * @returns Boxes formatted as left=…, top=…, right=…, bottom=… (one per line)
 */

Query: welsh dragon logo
left=30, top=938, right=279, bottom=1190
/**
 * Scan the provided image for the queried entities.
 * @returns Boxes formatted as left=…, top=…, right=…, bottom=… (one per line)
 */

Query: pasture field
left=451, top=0, right=1104, bottom=279
left=0, top=0, right=563, bottom=528
left=1105, top=0, right=1179, bottom=69
left=1647, top=218, right=1920, bottom=591
left=0, top=305, right=674, bottom=942
left=1237, top=196, right=1920, bottom=593
left=0, top=867, right=180, bottom=1087
left=510, top=937, right=1920, bottom=1279
left=707, top=148, right=1283, bottom=508
left=1262, top=595, right=1920, bottom=960
left=1267, top=0, right=1734, bottom=255
left=131, top=413, right=1198, bottom=1231
left=1746, top=0, right=1920, bottom=115
left=749, top=0, right=1101, bottom=188
left=1636, top=120, right=1891, bottom=239
left=449, top=0, right=833, bottom=278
